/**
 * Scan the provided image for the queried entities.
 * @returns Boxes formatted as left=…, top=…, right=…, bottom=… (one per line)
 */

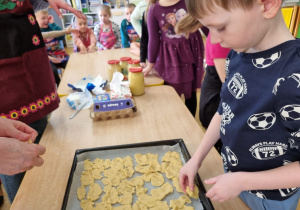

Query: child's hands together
left=204, top=172, right=244, bottom=202
left=79, top=44, right=87, bottom=54
left=48, top=0, right=86, bottom=19
left=87, top=44, right=96, bottom=53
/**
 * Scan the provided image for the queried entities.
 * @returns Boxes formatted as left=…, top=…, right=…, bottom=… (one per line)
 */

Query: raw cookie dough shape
left=149, top=201, right=169, bottom=210
left=84, top=159, right=94, bottom=171
left=87, top=183, right=102, bottom=201
left=150, top=182, right=174, bottom=201
left=132, top=201, right=148, bottom=210
left=137, top=194, right=156, bottom=207
left=169, top=195, right=191, bottom=209
left=77, top=185, right=86, bottom=200
left=150, top=172, right=165, bottom=187
left=81, top=171, right=94, bottom=186
left=119, top=192, right=133, bottom=205
left=102, top=188, right=119, bottom=204
left=186, top=186, right=199, bottom=199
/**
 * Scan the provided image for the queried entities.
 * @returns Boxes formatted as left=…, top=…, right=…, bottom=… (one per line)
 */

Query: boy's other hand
left=48, top=0, right=87, bottom=19
left=205, top=172, right=243, bottom=202
left=48, top=15, right=54, bottom=24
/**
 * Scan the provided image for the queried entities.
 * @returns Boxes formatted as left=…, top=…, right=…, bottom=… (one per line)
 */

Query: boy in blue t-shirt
left=120, top=3, right=140, bottom=48
left=177, top=0, right=300, bottom=209
left=36, top=9, right=69, bottom=86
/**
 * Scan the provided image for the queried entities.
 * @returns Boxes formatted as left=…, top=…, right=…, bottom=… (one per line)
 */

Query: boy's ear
left=260, top=0, right=282, bottom=19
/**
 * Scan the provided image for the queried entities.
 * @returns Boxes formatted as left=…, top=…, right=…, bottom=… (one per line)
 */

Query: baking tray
left=61, top=139, right=214, bottom=210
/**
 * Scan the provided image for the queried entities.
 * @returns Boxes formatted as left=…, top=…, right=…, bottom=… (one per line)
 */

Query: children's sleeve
left=120, top=19, right=130, bottom=48
left=30, top=0, right=49, bottom=12
left=94, top=24, right=104, bottom=50
left=49, top=23, right=65, bottom=40
left=274, top=71, right=300, bottom=152
left=147, top=5, right=160, bottom=64
left=140, top=12, right=148, bottom=63
left=112, top=22, right=121, bottom=49
left=130, top=1, right=147, bottom=37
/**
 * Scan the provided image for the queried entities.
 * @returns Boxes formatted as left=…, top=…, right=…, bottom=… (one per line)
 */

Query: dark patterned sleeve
left=30, top=0, right=49, bottom=12
left=274, top=71, right=300, bottom=152
left=112, top=22, right=121, bottom=49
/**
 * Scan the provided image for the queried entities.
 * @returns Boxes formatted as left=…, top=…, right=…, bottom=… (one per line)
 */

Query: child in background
left=178, top=0, right=300, bottom=209
left=72, top=16, right=97, bottom=53
left=121, top=3, right=140, bottom=48
left=36, top=9, right=69, bottom=86
left=94, top=5, right=121, bottom=50
left=130, top=0, right=147, bottom=37
left=199, top=33, right=230, bottom=154
left=143, top=0, right=207, bottom=117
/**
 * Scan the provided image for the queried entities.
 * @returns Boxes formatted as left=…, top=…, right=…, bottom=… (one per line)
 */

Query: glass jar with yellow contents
left=107, top=60, right=121, bottom=82
left=128, top=67, right=145, bottom=96
left=120, top=57, right=132, bottom=80
left=128, top=59, right=141, bottom=69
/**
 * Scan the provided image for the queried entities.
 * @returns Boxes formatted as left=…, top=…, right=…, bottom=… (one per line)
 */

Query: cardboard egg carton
left=89, top=98, right=137, bottom=121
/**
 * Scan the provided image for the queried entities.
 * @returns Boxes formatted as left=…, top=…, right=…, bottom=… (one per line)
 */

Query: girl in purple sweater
left=143, top=0, right=206, bottom=116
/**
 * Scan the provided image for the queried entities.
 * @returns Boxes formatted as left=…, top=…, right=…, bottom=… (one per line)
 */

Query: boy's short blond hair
left=126, top=3, right=136, bottom=9
left=35, top=9, right=48, bottom=16
left=99, top=4, right=112, bottom=17
left=187, top=0, right=255, bottom=19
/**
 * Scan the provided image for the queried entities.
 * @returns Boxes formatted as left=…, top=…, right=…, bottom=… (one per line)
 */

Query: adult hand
left=0, top=118, right=37, bottom=142
left=205, top=172, right=243, bottom=202
left=48, top=0, right=86, bottom=19
left=0, top=137, right=46, bottom=175
left=179, top=158, right=200, bottom=194
left=48, top=56, right=62, bottom=64
left=48, top=15, right=55, bottom=24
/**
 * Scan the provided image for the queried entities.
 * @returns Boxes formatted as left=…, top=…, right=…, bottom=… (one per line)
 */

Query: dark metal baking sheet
left=62, top=139, right=214, bottom=210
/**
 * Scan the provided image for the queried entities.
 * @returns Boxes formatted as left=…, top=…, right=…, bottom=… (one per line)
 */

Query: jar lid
left=129, top=67, right=143, bottom=73
left=128, top=59, right=140, bottom=64
left=107, top=60, right=120, bottom=64
left=120, top=57, right=132, bottom=61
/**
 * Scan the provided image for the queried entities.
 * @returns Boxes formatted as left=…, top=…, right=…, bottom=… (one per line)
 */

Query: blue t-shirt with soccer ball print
left=217, top=39, right=300, bottom=201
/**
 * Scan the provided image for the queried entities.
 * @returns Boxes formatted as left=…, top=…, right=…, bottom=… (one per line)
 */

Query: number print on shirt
left=247, top=112, right=276, bottom=130
left=227, top=73, right=247, bottom=99
left=252, top=52, right=281, bottom=68
left=220, top=103, right=234, bottom=135
left=249, top=142, right=288, bottom=160
left=279, top=104, right=300, bottom=121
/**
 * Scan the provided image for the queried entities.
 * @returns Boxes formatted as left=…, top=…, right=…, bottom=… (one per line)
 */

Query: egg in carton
left=89, top=98, right=137, bottom=121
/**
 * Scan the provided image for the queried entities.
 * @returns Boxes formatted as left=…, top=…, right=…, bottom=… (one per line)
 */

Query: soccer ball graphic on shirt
left=225, top=146, right=238, bottom=166
left=252, top=52, right=281, bottom=68
left=280, top=104, right=300, bottom=121
left=247, top=112, right=276, bottom=130
left=249, top=190, right=267, bottom=199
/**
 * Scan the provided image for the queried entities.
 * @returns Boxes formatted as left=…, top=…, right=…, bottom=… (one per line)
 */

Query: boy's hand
left=179, top=158, right=199, bottom=194
left=205, top=172, right=243, bottom=202
left=48, top=56, right=61, bottom=63
left=48, top=15, right=55, bottom=24
left=87, top=44, right=96, bottom=53
left=48, top=0, right=86, bottom=19
left=66, top=25, right=79, bottom=34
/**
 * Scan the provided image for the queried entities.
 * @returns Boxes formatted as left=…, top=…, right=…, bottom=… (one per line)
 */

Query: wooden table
left=11, top=86, right=249, bottom=210
left=57, top=48, right=164, bottom=97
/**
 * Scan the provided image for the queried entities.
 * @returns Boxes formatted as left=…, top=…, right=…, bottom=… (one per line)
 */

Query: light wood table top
left=57, top=48, right=164, bottom=97
left=11, top=86, right=249, bottom=210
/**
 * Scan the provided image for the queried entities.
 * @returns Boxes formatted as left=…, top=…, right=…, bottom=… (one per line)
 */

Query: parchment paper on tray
left=64, top=142, right=206, bottom=210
